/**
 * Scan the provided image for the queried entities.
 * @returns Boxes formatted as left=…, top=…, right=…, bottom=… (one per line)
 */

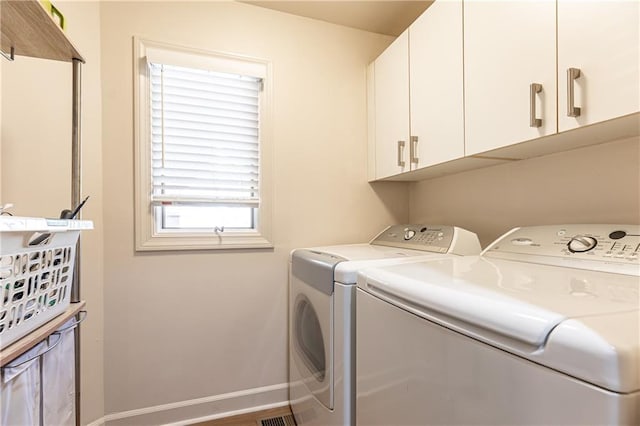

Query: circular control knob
left=609, top=230, right=627, bottom=240
left=567, top=235, right=598, bottom=253
left=404, top=228, right=416, bottom=240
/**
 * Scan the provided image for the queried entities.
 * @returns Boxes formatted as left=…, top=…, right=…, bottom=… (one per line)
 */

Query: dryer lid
left=357, top=256, right=640, bottom=392
left=293, top=244, right=443, bottom=284
left=300, top=243, right=437, bottom=261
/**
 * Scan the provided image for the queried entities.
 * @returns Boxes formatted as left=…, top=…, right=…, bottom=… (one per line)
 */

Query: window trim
left=134, top=37, right=273, bottom=251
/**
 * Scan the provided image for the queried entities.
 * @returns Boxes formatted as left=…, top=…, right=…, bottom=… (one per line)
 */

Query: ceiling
left=240, top=1, right=433, bottom=36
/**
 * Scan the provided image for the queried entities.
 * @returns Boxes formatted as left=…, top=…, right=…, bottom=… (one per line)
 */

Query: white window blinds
left=149, top=62, right=262, bottom=207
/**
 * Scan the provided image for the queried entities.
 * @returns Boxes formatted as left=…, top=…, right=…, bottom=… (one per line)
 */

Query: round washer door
left=290, top=280, right=333, bottom=409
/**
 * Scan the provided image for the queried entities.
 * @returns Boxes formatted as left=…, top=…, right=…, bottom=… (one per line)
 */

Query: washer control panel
left=484, top=225, right=640, bottom=266
left=371, top=224, right=481, bottom=256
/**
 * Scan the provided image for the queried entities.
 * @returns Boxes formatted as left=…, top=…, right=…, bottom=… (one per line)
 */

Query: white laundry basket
left=0, top=217, right=92, bottom=349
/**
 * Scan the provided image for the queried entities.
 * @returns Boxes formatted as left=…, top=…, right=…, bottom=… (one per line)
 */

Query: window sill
left=135, top=233, right=274, bottom=252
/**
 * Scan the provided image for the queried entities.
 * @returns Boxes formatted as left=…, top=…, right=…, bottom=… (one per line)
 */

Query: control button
left=567, top=235, right=598, bottom=253
left=609, top=230, right=627, bottom=240
left=557, top=229, right=566, bottom=236
left=437, top=232, right=444, bottom=237
left=420, top=227, right=427, bottom=232
left=404, top=229, right=416, bottom=240
left=614, top=252, right=625, bottom=258
left=604, top=251, right=613, bottom=257
left=628, top=253, right=638, bottom=260
left=511, top=238, right=533, bottom=246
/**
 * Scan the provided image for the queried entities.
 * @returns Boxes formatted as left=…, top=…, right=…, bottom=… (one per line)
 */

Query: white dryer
left=356, top=225, right=639, bottom=425
left=289, top=225, right=481, bottom=426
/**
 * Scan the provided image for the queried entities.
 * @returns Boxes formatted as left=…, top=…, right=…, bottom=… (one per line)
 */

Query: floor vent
left=257, top=413, right=296, bottom=426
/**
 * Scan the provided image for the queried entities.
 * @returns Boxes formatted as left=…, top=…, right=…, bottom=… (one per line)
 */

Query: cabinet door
left=464, top=0, right=556, bottom=156
left=367, top=62, right=376, bottom=182
left=410, top=0, right=464, bottom=169
left=558, top=0, right=639, bottom=131
left=374, top=30, right=410, bottom=179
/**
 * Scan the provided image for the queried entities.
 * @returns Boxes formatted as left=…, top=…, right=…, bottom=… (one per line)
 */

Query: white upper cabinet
left=374, top=30, right=410, bottom=179
left=367, top=0, right=639, bottom=181
left=557, top=0, right=639, bottom=132
left=464, top=0, right=557, bottom=156
left=409, top=0, right=464, bottom=168
left=371, top=2, right=464, bottom=179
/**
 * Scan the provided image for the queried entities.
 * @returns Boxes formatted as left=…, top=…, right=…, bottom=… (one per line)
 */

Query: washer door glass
left=294, top=297, right=326, bottom=381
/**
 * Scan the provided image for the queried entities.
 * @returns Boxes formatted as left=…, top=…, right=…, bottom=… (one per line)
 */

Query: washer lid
left=357, top=256, right=639, bottom=392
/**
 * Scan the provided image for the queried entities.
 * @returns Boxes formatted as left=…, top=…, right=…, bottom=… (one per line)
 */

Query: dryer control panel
left=371, top=224, right=481, bottom=256
left=484, top=225, right=640, bottom=275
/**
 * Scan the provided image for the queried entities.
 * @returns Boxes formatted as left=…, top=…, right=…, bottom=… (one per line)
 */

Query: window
left=134, top=39, right=272, bottom=251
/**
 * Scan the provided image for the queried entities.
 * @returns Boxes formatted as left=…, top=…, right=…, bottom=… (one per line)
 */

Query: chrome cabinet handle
left=529, top=83, right=543, bottom=128
left=410, top=136, right=419, bottom=164
left=397, top=140, right=406, bottom=167
left=567, top=68, right=581, bottom=117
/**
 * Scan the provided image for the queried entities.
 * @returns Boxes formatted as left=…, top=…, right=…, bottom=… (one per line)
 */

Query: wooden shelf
left=1, top=0, right=84, bottom=62
left=0, top=301, right=86, bottom=367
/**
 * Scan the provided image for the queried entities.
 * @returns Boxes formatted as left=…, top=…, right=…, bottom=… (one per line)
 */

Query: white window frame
left=134, top=38, right=273, bottom=251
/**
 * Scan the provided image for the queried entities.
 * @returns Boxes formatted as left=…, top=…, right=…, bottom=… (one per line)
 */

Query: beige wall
left=100, top=1, right=403, bottom=422
left=409, top=137, right=640, bottom=247
left=0, top=1, right=105, bottom=424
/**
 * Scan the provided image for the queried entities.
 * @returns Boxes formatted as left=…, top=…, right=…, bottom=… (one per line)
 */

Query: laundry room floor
left=191, top=405, right=294, bottom=426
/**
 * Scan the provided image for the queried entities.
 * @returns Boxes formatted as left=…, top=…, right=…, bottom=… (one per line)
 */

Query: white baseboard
left=86, top=416, right=105, bottom=426
left=86, top=382, right=289, bottom=426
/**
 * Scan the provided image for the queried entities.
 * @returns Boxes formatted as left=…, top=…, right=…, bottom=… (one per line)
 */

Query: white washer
left=356, top=225, right=640, bottom=425
left=289, top=225, right=481, bottom=426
